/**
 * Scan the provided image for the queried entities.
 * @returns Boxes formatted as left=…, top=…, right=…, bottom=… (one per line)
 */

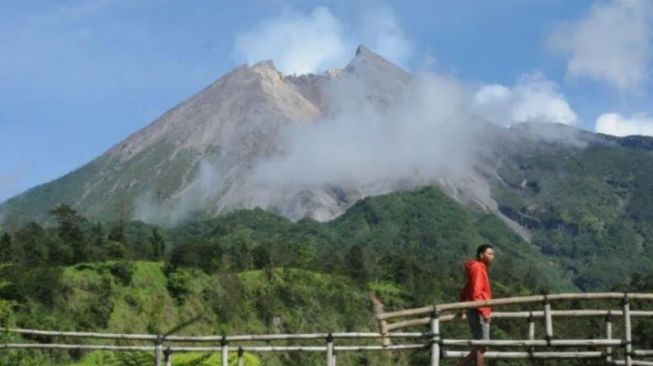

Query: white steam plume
left=134, top=160, right=223, bottom=225
left=249, top=63, right=586, bottom=203
left=252, top=71, right=480, bottom=190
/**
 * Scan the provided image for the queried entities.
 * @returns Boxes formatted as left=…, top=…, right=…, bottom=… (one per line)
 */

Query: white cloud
left=472, top=73, right=578, bottom=127
left=359, top=7, right=413, bottom=69
left=232, top=6, right=412, bottom=75
left=233, top=7, right=351, bottom=75
left=595, top=112, right=653, bottom=136
left=548, top=0, right=653, bottom=91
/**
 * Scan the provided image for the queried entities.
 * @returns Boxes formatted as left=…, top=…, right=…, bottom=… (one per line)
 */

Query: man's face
left=479, top=248, right=495, bottom=266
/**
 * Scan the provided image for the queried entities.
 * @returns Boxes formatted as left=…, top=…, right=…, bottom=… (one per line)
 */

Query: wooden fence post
left=164, top=347, right=173, bottom=366
left=237, top=346, right=244, bottom=366
left=326, top=333, right=334, bottom=366
left=543, top=296, right=553, bottom=344
left=372, top=295, right=391, bottom=347
left=430, top=311, right=440, bottom=366
left=155, top=335, right=163, bottom=366
left=606, top=312, right=613, bottom=364
left=623, top=294, right=632, bottom=366
left=221, top=335, right=229, bottom=366
left=528, top=311, right=535, bottom=357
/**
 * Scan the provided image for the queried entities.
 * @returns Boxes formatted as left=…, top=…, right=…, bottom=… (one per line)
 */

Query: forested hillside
left=0, top=187, right=598, bottom=365
left=494, top=136, right=653, bottom=290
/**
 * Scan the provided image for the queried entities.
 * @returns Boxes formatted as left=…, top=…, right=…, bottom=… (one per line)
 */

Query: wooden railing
left=1, top=292, right=652, bottom=365
left=0, top=329, right=425, bottom=365
left=378, top=292, right=653, bottom=366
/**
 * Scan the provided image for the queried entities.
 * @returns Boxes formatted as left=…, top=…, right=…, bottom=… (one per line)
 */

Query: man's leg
left=457, top=346, right=485, bottom=366
left=474, top=347, right=486, bottom=366
left=474, top=316, right=491, bottom=366
left=459, top=310, right=483, bottom=366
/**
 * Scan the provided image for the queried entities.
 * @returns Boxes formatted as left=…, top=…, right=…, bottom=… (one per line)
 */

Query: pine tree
left=0, top=232, right=11, bottom=263
left=50, top=204, right=88, bottom=263
left=149, top=227, right=165, bottom=259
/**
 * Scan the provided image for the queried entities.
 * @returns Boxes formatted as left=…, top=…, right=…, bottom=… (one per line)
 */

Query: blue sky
left=1, top=0, right=652, bottom=202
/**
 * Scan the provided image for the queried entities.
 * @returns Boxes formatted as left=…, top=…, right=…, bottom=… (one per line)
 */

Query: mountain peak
left=352, top=44, right=386, bottom=64
left=238, top=59, right=282, bottom=80
left=251, top=59, right=277, bottom=71
left=346, top=45, right=410, bottom=81
left=226, top=60, right=281, bottom=82
left=355, top=44, right=372, bottom=57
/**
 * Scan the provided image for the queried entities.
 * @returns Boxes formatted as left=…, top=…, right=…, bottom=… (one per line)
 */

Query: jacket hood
left=464, top=259, right=486, bottom=271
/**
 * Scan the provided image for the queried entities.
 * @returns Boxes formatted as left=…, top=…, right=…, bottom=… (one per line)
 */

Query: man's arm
left=470, top=266, right=491, bottom=320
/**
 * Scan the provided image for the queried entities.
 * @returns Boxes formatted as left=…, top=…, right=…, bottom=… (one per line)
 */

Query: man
left=458, top=243, right=495, bottom=366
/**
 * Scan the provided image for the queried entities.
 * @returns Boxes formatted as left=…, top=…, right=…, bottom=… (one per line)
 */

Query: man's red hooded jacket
left=460, top=259, right=492, bottom=319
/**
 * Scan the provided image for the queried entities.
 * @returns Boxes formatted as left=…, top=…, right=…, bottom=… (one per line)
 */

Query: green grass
left=68, top=351, right=260, bottom=366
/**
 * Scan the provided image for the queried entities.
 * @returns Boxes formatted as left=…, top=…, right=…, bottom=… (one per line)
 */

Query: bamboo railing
left=1, top=292, right=652, bottom=365
left=0, top=328, right=426, bottom=365
left=379, top=292, right=653, bottom=366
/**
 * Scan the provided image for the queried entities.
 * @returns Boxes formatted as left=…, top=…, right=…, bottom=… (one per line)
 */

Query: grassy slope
left=17, top=262, right=402, bottom=366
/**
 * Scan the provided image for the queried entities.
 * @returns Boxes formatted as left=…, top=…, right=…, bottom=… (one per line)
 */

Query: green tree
left=86, top=222, right=108, bottom=261
left=223, top=228, right=256, bottom=271
left=346, top=244, right=371, bottom=284
left=149, top=227, right=165, bottom=259
left=13, top=222, right=49, bottom=265
left=50, top=204, right=88, bottom=263
left=0, top=233, right=11, bottom=263
left=167, top=242, right=222, bottom=273
left=108, top=223, right=128, bottom=247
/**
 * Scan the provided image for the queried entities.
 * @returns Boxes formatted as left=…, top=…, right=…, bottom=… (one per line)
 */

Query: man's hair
left=476, top=243, right=494, bottom=258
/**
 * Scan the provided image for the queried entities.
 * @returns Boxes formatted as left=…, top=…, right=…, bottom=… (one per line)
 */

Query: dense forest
left=1, top=187, right=652, bottom=365
left=495, top=143, right=653, bottom=290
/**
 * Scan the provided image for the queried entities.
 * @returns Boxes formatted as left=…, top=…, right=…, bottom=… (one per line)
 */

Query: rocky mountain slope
left=0, top=47, right=409, bottom=225
left=0, top=46, right=646, bottom=242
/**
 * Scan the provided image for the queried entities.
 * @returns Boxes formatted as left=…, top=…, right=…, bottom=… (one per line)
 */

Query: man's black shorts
left=466, top=309, right=490, bottom=340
